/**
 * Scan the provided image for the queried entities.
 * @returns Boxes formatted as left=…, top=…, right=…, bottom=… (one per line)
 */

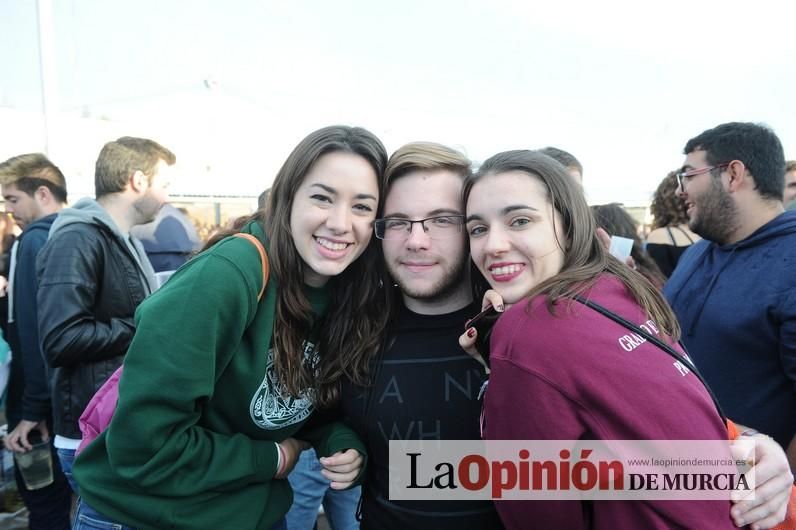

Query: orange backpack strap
left=232, top=233, right=270, bottom=301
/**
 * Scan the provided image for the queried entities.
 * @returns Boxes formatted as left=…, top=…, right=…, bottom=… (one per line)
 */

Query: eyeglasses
left=374, top=215, right=465, bottom=240
left=676, top=163, right=730, bottom=190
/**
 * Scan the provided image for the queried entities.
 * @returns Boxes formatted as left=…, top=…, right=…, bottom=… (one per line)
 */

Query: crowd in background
left=0, top=122, right=793, bottom=530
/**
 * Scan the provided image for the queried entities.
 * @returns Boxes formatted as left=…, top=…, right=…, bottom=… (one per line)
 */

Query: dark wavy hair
left=207, top=125, right=390, bottom=407
left=591, top=203, right=666, bottom=290
left=463, top=150, right=680, bottom=339
left=650, top=171, right=689, bottom=228
left=684, top=122, right=785, bottom=202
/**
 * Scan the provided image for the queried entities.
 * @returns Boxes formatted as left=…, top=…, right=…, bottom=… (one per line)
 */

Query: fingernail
left=467, top=328, right=475, bottom=338
left=496, top=304, right=504, bottom=312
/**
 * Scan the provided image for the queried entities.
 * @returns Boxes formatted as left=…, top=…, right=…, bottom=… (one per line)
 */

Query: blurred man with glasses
left=664, top=122, right=796, bottom=475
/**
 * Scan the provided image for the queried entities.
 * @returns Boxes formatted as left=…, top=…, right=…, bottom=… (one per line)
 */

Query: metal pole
left=36, top=0, right=58, bottom=155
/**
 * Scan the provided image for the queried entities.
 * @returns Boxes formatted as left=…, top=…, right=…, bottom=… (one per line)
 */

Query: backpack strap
left=232, top=233, right=270, bottom=301
left=572, top=294, right=726, bottom=423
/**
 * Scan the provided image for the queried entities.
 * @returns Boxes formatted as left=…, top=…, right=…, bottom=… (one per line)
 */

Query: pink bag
left=76, top=233, right=269, bottom=455
left=77, top=365, right=123, bottom=454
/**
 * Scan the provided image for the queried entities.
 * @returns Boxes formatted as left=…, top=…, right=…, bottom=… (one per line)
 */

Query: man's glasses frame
left=374, top=214, right=465, bottom=240
left=676, top=163, right=730, bottom=190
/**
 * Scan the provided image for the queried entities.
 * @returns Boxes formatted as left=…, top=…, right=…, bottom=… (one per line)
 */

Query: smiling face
left=678, top=149, right=738, bottom=244
left=466, top=170, right=566, bottom=305
left=381, top=169, right=469, bottom=311
left=289, top=151, right=379, bottom=287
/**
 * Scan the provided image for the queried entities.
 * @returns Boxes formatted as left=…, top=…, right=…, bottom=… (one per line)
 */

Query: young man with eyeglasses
left=665, top=122, right=796, bottom=475
left=333, top=142, right=503, bottom=529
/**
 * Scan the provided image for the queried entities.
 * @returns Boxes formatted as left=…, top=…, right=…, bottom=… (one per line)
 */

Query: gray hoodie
left=49, top=197, right=157, bottom=294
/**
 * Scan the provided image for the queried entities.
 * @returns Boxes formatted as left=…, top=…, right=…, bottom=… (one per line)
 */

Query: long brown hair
left=207, top=125, right=390, bottom=407
left=463, top=150, right=680, bottom=340
left=590, top=203, right=666, bottom=290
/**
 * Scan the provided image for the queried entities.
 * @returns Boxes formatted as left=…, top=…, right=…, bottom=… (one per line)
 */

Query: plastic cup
left=13, top=437, right=54, bottom=491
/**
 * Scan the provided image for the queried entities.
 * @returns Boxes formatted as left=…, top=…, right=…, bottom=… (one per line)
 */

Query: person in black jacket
left=36, top=136, right=175, bottom=493
left=338, top=142, right=503, bottom=530
left=0, top=153, right=72, bottom=530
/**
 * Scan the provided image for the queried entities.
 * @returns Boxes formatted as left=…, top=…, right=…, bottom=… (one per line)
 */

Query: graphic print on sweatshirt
left=249, top=341, right=318, bottom=430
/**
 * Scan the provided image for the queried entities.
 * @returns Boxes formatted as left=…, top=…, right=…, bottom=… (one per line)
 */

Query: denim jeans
left=286, top=449, right=360, bottom=530
left=72, top=499, right=137, bottom=530
left=56, top=447, right=79, bottom=494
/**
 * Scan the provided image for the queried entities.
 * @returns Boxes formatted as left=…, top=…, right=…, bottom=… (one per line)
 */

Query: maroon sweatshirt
left=484, top=274, right=737, bottom=530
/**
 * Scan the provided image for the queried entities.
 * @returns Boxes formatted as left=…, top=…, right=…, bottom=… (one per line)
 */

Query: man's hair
left=0, top=153, right=68, bottom=203
left=385, top=142, right=472, bottom=187
left=683, top=122, right=785, bottom=202
left=786, top=160, right=796, bottom=173
left=539, top=146, right=583, bottom=176
left=95, top=136, right=176, bottom=198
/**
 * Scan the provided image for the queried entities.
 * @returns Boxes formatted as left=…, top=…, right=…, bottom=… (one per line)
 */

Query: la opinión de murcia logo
left=388, top=440, right=755, bottom=501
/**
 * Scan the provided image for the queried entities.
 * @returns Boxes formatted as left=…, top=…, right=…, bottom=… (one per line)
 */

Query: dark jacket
left=37, top=198, right=156, bottom=439
left=664, top=210, right=796, bottom=448
left=6, top=213, right=57, bottom=429
left=130, top=204, right=201, bottom=272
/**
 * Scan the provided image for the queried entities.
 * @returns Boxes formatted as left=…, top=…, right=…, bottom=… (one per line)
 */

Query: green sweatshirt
left=73, top=222, right=366, bottom=529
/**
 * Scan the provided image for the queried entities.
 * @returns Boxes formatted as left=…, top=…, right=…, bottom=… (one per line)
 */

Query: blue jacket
left=664, top=210, right=796, bottom=448
left=6, top=213, right=57, bottom=429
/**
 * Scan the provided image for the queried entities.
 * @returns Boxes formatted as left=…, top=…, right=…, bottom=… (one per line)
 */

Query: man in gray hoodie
left=36, top=137, right=175, bottom=492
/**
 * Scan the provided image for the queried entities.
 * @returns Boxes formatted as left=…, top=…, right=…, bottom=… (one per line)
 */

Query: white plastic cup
left=13, top=437, right=54, bottom=490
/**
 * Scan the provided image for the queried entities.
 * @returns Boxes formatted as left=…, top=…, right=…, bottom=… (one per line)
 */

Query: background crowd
left=0, top=121, right=793, bottom=530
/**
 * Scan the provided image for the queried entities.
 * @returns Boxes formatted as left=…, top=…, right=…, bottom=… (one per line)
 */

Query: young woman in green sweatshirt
left=72, top=125, right=391, bottom=530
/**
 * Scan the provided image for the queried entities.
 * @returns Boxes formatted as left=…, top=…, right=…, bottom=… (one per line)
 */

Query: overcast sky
left=1, top=0, right=794, bottom=203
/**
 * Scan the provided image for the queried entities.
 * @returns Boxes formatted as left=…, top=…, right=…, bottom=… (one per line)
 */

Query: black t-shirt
left=340, top=302, right=504, bottom=530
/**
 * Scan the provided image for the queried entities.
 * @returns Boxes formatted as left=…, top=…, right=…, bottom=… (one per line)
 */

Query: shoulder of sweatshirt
left=491, top=275, right=636, bottom=366
left=192, top=234, right=268, bottom=275
left=146, top=234, right=271, bottom=313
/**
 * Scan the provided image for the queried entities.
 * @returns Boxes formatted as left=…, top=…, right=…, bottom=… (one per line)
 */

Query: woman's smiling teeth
left=315, top=236, right=350, bottom=250
left=490, top=264, right=523, bottom=275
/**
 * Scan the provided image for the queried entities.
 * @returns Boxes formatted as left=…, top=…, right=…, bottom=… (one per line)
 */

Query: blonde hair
left=385, top=142, right=471, bottom=184
left=95, top=137, right=175, bottom=197
left=0, top=153, right=67, bottom=202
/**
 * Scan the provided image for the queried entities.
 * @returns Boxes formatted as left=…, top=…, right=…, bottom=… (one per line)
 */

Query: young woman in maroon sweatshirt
left=460, top=150, right=791, bottom=530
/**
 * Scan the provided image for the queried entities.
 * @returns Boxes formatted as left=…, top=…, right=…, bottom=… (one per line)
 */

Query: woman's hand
left=319, top=448, right=364, bottom=490
left=459, top=290, right=506, bottom=370
left=730, top=433, right=793, bottom=529
left=274, top=437, right=310, bottom=479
